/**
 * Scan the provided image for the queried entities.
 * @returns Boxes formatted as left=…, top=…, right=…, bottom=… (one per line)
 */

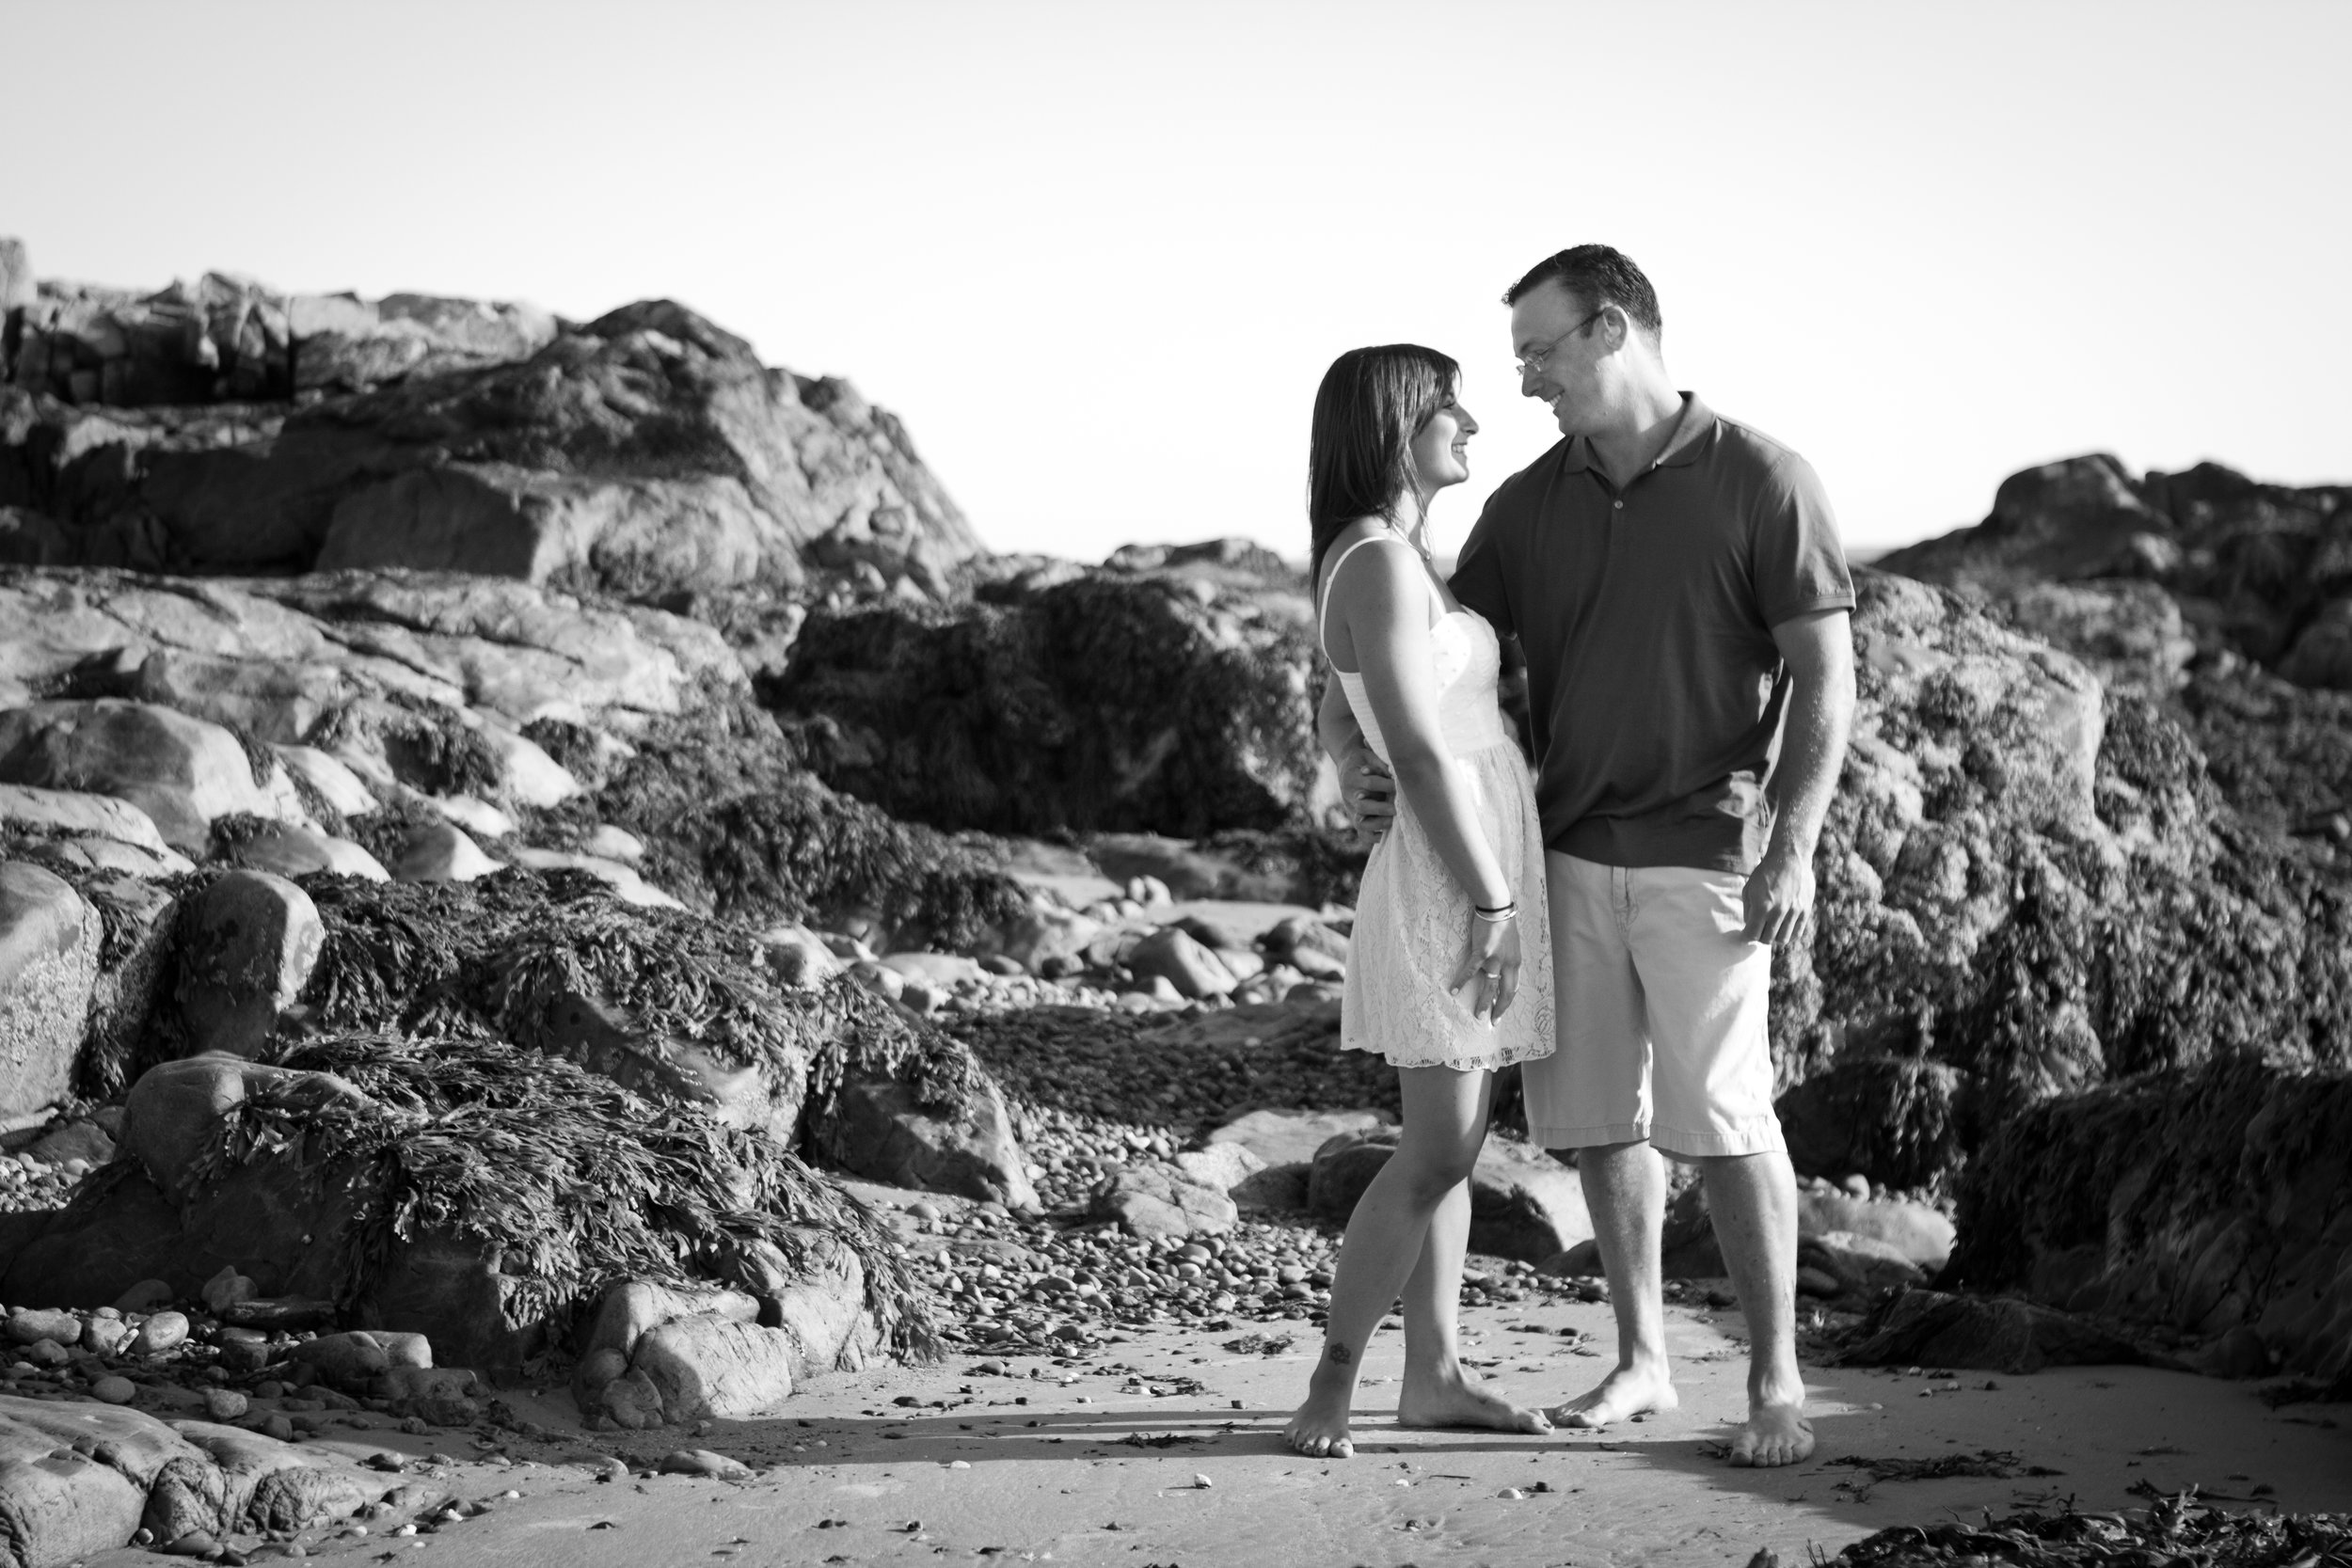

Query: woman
left=1283, top=345, right=1557, bottom=1459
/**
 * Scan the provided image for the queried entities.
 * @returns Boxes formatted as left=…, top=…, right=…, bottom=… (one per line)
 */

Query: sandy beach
left=74, top=1291, right=2348, bottom=1568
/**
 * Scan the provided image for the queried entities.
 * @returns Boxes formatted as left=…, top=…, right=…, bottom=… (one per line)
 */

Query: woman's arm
left=1328, top=538, right=1523, bottom=1013
left=1318, top=677, right=1395, bottom=837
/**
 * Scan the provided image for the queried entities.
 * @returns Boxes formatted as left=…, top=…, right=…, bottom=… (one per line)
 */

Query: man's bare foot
left=1727, top=1400, right=1813, bottom=1466
left=1397, top=1366, right=1552, bottom=1434
left=1548, top=1361, right=1679, bottom=1429
left=1283, top=1387, right=1356, bottom=1458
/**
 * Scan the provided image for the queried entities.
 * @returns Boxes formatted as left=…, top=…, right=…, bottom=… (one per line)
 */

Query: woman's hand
left=1450, top=910, right=1522, bottom=1023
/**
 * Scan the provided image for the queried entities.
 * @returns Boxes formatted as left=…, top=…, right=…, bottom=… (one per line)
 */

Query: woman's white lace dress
left=1322, top=534, right=1555, bottom=1072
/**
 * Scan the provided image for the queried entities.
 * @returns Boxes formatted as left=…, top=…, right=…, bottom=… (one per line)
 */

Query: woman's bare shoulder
left=1320, top=521, right=1418, bottom=602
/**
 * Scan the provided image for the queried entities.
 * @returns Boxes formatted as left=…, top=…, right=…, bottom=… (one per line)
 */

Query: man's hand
left=1339, top=743, right=1396, bottom=841
left=1741, top=841, right=1815, bottom=946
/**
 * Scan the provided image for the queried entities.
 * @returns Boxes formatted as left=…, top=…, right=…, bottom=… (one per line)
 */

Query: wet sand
left=87, top=1291, right=2352, bottom=1568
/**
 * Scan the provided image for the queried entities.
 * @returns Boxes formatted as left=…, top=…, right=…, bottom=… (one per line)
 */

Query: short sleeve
left=1449, top=491, right=1517, bottom=637
left=1753, top=451, right=1854, bottom=627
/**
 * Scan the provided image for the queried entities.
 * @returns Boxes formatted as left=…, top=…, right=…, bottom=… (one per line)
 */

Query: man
left=1323, top=245, right=1854, bottom=1467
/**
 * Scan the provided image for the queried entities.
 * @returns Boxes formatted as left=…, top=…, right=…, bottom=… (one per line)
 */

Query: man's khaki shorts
left=1520, top=851, right=1786, bottom=1159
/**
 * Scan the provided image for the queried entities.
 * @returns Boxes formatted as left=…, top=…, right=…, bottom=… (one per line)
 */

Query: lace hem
left=1339, top=1032, right=1557, bottom=1074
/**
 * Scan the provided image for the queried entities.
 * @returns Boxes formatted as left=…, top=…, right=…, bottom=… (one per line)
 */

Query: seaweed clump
left=298, top=869, right=990, bottom=1117
left=1831, top=1490, right=2349, bottom=1567
left=186, top=1031, right=940, bottom=1359
left=545, top=690, right=1029, bottom=949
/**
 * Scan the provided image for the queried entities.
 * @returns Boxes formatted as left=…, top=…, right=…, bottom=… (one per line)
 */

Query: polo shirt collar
left=1558, top=391, right=1715, bottom=474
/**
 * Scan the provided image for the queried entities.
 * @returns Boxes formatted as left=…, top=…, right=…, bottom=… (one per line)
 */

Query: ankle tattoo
left=1326, top=1343, right=1354, bottom=1366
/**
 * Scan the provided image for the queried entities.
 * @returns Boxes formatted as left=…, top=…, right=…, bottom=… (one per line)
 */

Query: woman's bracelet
left=1472, top=901, right=1518, bottom=923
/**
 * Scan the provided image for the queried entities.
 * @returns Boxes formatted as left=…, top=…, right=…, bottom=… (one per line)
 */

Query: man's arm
left=1319, top=665, right=1395, bottom=837
left=1742, top=608, right=1855, bottom=944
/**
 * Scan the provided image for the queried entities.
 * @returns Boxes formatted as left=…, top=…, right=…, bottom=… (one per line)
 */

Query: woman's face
left=1408, top=389, right=1478, bottom=494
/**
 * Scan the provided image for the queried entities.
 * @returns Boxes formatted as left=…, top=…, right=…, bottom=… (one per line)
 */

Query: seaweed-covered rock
left=555, top=693, right=1029, bottom=951
left=298, top=871, right=1029, bottom=1207
left=3, top=1033, right=936, bottom=1373
left=1836, top=1287, right=2145, bottom=1373
left=1947, top=1059, right=2351, bottom=1385
left=1877, top=454, right=2352, bottom=841
left=1775, top=571, right=2352, bottom=1194
left=767, top=566, right=1327, bottom=837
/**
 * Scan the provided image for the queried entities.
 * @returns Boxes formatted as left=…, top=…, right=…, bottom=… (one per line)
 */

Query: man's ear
left=1597, top=304, right=1632, bottom=354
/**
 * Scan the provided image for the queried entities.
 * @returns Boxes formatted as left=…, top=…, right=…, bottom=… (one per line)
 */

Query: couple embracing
left=1286, top=245, right=1856, bottom=1469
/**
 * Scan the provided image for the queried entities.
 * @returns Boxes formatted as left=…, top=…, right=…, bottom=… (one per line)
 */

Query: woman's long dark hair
left=1307, top=344, right=1460, bottom=592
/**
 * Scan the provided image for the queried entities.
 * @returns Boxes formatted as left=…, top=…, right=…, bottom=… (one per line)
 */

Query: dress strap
left=1317, top=531, right=1430, bottom=664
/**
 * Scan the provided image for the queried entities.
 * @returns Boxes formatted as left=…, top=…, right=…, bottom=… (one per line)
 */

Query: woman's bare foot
left=1397, top=1364, right=1552, bottom=1434
left=1283, top=1384, right=1357, bottom=1458
left=1727, top=1400, right=1814, bottom=1466
left=1548, top=1359, right=1679, bottom=1429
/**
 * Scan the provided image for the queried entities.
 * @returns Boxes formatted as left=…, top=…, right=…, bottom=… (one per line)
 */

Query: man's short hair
left=1504, top=245, right=1662, bottom=342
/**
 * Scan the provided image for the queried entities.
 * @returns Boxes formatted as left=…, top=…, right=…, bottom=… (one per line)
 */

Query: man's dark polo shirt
left=1450, top=393, right=1853, bottom=874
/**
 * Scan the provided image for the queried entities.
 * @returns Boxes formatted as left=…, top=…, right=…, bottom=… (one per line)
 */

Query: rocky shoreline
left=1, top=240, right=2346, bottom=1564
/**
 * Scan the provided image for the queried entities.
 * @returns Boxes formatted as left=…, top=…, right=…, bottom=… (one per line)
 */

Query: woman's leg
left=1283, top=1065, right=1491, bottom=1458
left=1396, top=1173, right=1550, bottom=1433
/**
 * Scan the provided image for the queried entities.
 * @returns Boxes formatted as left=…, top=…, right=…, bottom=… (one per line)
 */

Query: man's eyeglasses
left=1514, top=309, right=1605, bottom=378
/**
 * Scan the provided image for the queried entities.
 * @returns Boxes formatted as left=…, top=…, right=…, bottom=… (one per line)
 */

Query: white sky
left=8, top=0, right=2348, bottom=562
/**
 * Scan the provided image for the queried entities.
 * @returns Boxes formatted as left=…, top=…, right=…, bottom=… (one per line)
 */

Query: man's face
left=1509, top=278, right=1608, bottom=436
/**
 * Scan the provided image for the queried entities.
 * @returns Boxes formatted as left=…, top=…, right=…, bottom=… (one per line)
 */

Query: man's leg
left=1395, top=1177, right=1549, bottom=1433
left=1553, top=1138, right=1679, bottom=1426
left=1284, top=1065, right=1493, bottom=1459
left=1699, top=1148, right=1810, bottom=1465
left=1527, top=854, right=1677, bottom=1427
left=1636, top=866, right=1813, bottom=1466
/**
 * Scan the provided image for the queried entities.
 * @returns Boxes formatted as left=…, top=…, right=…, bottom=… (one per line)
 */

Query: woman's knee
left=1386, top=1147, right=1477, bottom=1206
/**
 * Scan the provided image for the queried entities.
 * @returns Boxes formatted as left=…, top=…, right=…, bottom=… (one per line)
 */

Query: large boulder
left=1876, top=454, right=2352, bottom=844
left=1948, top=1059, right=2351, bottom=1387
left=172, top=870, right=323, bottom=1058
left=0, top=699, right=300, bottom=854
left=0, top=566, right=746, bottom=742
left=1306, top=1126, right=1591, bottom=1263
left=766, top=564, right=1327, bottom=837
left=0, top=1392, right=393, bottom=1565
left=2, top=262, right=981, bottom=595
left=1087, top=1163, right=1239, bottom=1240
left=0, top=783, right=174, bottom=856
left=1771, top=569, right=2352, bottom=1196
left=0, top=862, right=100, bottom=1117
left=812, top=1069, right=1039, bottom=1213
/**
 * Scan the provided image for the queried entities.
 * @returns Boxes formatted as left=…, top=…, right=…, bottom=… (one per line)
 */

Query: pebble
left=660, top=1449, right=752, bottom=1480
left=91, top=1374, right=137, bottom=1403
left=206, top=1388, right=251, bottom=1419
